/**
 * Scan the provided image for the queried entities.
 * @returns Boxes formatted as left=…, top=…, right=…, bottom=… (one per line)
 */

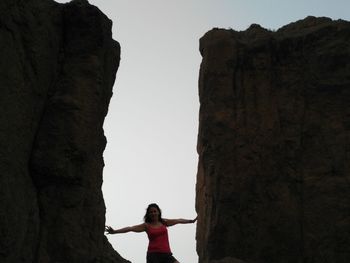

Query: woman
left=105, top=203, right=197, bottom=263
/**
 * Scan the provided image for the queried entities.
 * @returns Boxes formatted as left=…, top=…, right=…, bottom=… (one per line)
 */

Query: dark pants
left=146, top=252, right=177, bottom=263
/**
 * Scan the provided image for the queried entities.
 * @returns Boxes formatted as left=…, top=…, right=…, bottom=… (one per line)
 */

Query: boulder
left=0, top=0, right=128, bottom=262
left=196, top=16, right=350, bottom=263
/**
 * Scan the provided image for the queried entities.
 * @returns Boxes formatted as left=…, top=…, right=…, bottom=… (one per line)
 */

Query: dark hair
left=144, top=203, right=164, bottom=223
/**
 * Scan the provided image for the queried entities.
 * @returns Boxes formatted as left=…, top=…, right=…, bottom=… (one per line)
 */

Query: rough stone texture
left=0, top=0, right=128, bottom=262
left=196, top=17, right=350, bottom=263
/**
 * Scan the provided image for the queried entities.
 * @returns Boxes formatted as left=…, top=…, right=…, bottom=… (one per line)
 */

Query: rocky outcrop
left=196, top=17, right=350, bottom=263
left=0, top=0, right=127, bottom=262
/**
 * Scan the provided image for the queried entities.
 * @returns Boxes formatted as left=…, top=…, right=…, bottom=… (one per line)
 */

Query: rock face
left=0, top=0, right=127, bottom=262
left=196, top=17, right=350, bottom=263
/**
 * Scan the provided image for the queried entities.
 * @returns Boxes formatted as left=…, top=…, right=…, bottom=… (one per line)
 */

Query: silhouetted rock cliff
left=0, top=0, right=128, bottom=262
left=196, top=16, right=350, bottom=263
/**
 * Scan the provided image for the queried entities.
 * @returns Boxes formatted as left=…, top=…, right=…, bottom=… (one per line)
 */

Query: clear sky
left=55, top=1, right=350, bottom=262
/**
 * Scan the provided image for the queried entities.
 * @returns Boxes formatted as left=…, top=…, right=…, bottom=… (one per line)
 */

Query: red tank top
left=146, top=224, right=171, bottom=253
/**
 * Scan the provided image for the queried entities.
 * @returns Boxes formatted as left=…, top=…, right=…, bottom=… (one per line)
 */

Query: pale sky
left=54, top=1, right=350, bottom=262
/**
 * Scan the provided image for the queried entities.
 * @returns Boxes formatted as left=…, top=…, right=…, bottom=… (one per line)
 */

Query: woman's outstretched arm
left=164, top=216, right=197, bottom=227
left=105, top=223, right=146, bottom=234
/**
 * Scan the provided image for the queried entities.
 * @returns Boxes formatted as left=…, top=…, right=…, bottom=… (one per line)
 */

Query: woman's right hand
left=105, top=226, right=114, bottom=234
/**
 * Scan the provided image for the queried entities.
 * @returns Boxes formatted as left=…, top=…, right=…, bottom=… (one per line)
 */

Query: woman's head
left=144, top=203, right=163, bottom=223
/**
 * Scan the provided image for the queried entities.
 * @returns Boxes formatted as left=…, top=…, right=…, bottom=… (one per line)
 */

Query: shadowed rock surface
left=0, top=0, right=128, bottom=262
left=196, top=16, right=350, bottom=263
